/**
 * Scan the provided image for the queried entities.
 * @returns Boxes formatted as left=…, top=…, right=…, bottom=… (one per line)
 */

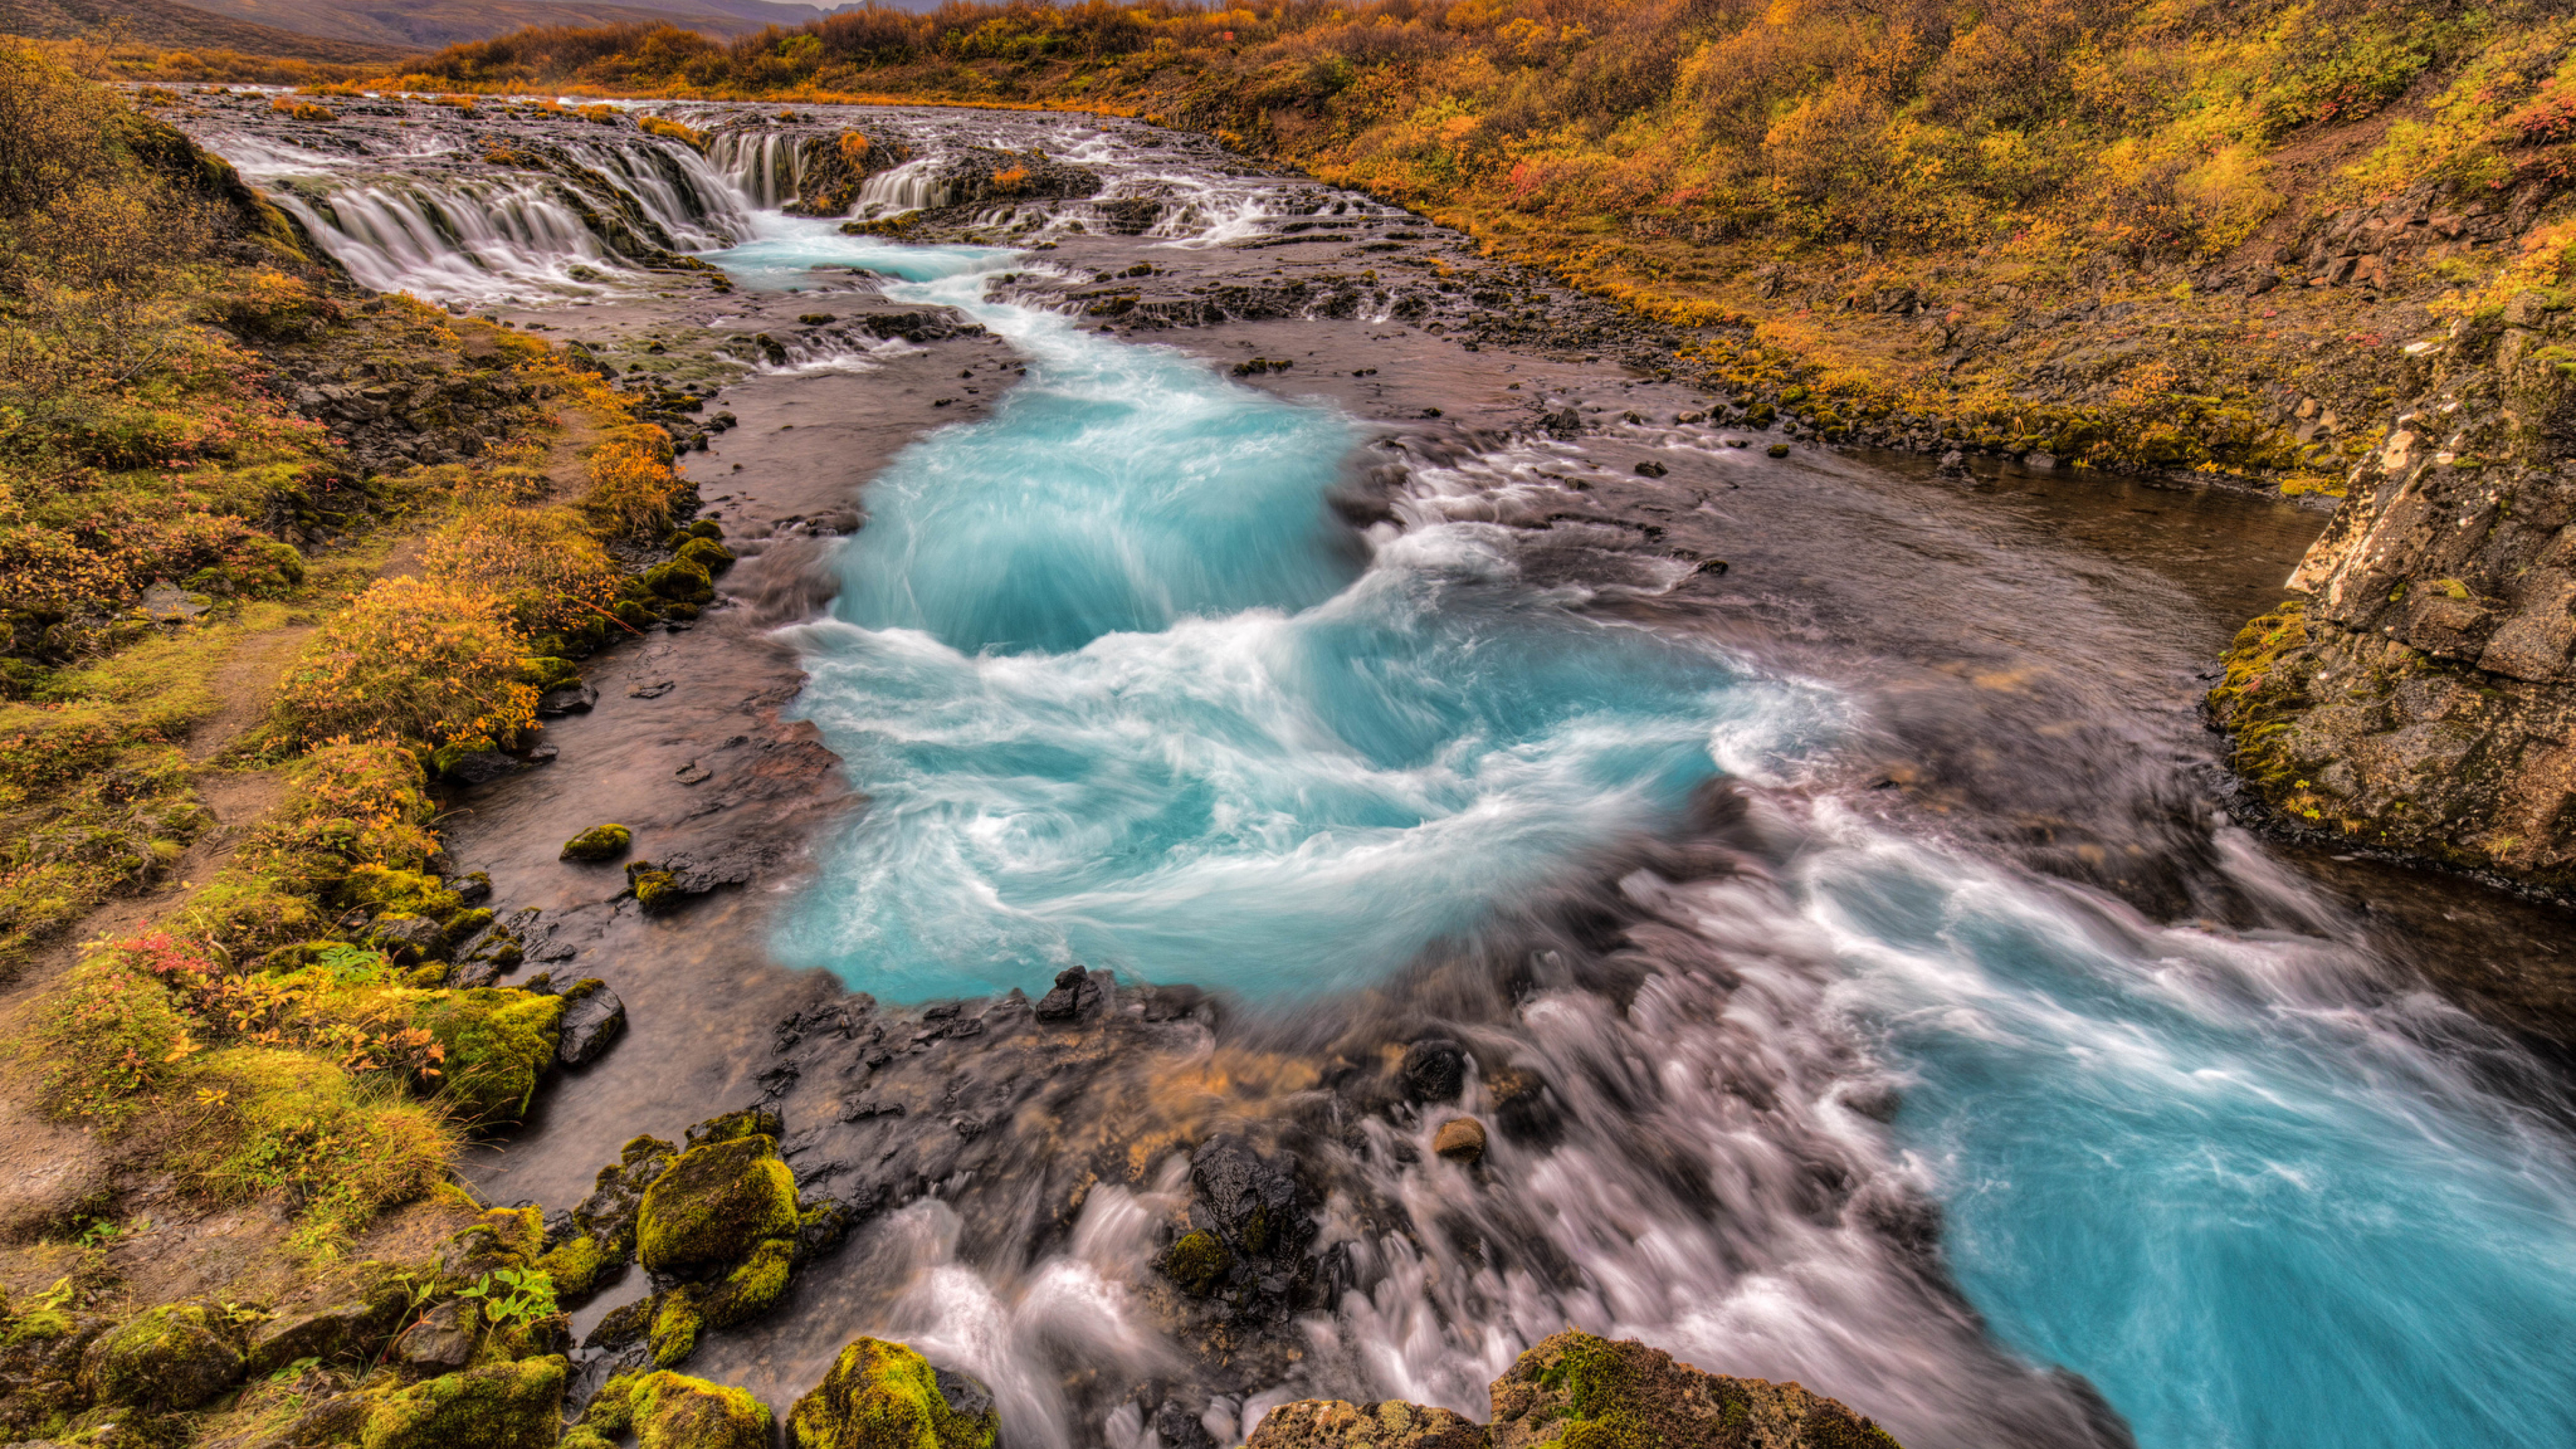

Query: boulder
left=1246, top=1399, right=1489, bottom=1449
left=561, top=824, right=633, bottom=863
left=686, top=1106, right=782, bottom=1150
left=361, top=1355, right=569, bottom=1449
left=576, top=1135, right=678, bottom=1259
left=246, top=1277, right=410, bottom=1377
left=557, top=980, right=627, bottom=1066
left=637, top=1136, right=798, bottom=1275
left=788, top=1338, right=998, bottom=1449
left=1487, top=1331, right=1901, bottom=1449
left=78, top=1302, right=246, bottom=1411
left=1189, top=1136, right=1306, bottom=1261
left=443, top=1205, right=545, bottom=1281
left=1398, top=1040, right=1467, bottom=1104
left=388, top=1297, right=480, bottom=1376
left=1431, top=1116, right=1486, bottom=1163
left=625, top=1369, right=773, bottom=1449
left=539, top=684, right=600, bottom=716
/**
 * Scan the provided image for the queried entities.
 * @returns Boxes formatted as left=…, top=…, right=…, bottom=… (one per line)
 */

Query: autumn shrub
left=580, top=427, right=684, bottom=537
left=638, top=113, right=706, bottom=149
left=272, top=575, right=538, bottom=749
left=423, top=503, right=623, bottom=636
left=38, top=951, right=199, bottom=1128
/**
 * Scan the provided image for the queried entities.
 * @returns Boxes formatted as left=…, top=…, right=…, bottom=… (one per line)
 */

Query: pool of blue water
left=706, top=223, right=2576, bottom=1449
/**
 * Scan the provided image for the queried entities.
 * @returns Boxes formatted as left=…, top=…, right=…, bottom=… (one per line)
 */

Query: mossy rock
left=789, top=1338, right=998, bottom=1449
left=576, top=1134, right=679, bottom=1259
left=76, top=1301, right=245, bottom=1411
left=702, top=1236, right=795, bottom=1330
left=444, top=1205, right=545, bottom=1281
left=1486, top=1331, right=1901, bottom=1449
left=561, top=823, right=634, bottom=863
left=647, top=1289, right=703, bottom=1368
left=685, top=1106, right=783, bottom=1150
left=412, top=987, right=568, bottom=1124
left=362, top=1354, right=570, bottom=1449
left=626, top=860, right=683, bottom=913
left=643, top=558, right=714, bottom=603
left=338, top=863, right=461, bottom=918
left=676, top=537, right=736, bottom=575
left=686, top=520, right=725, bottom=541
left=537, top=1232, right=612, bottom=1301
left=637, top=1136, right=798, bottom=1275
left=631, top=1368, right=774, bottom=1449
left=1163, top=1230, right=1230, bottom=1296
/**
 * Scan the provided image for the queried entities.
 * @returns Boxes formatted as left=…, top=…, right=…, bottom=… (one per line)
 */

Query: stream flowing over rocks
left=166, top=91, right=2576, bottom=1449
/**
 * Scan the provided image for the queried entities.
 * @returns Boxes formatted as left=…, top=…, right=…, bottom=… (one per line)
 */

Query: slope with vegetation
left=0, top=41, right=769, bottom=1444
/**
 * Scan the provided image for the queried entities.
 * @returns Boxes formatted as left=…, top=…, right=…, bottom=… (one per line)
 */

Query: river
left=173, top=90, right=2576, bottom=1449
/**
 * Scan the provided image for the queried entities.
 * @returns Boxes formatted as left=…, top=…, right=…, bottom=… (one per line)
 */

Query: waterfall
left=710, top=131, right=808, bottom=209
left=853, top=157, right=947, bottom=217
left=267, top=181, right=626, bottom=303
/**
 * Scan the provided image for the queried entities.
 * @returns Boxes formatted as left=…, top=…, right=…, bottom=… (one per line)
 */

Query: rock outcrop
left=1246, top=1331, right=1901, bottom=1449
left=2210, top=286, right=2576, bottom=894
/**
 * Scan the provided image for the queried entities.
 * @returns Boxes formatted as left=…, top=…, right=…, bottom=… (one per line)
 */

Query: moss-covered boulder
left=245, top=1265, right=412, bottom=1377
left=637, top=1135, right=798, bottom=1276
left=1486, top=1331, right=1901, bottom=1449
left=631, top=1369, right=773, bottom=1449
left=412, top=987, right=568, bottom=1124
left=561, top=823, right=633, bottom=863
left=676, top=537, right=736, bottom=576
left=444, top=1205, right=546, bottom=1281
left=76, top=1301, right=246, bottom=1411
left=362, top=1354, right=570, bottom=1449
left=643, top=558, right=714, bottom=604
left=788, top=1338, right=998, bottom=1449
left=1163, top=1230, right=1230, bottom=1296
left=626, top=860, right=683, bottom=913
left=575, top=1134, right=678, bottom=1260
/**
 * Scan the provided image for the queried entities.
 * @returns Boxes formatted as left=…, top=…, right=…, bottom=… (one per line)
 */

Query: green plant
left=458, top=1266, right=559, bottom=1328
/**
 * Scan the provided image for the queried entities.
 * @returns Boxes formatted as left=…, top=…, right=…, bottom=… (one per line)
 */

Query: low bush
left=272, top=576, right=538, bottom=749
left=423, top=504, right=623, bottom=637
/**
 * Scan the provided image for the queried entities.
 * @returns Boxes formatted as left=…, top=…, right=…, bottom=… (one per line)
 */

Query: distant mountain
left=175, top=0, right=784, bottom=49
left=0, top=0, right=411, bottom=61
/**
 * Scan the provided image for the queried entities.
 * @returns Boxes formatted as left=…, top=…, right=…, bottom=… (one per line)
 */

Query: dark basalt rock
left=388, top=1298, right=479, bottom=1377
left=1032, top=965, right=1102, bottom=1022
left=1398, top=1038, right=1468, bottom=1104
left=556, top=979, right=627, bottom=1066
left=539, top=684, right=598, bottom=716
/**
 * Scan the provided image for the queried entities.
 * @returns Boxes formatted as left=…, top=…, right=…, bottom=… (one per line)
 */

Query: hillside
left=178, top=0, right=836, bottom=50
left=0, top=0, right=409, bottom=62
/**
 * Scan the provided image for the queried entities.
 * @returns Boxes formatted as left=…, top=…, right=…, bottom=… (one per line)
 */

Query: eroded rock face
left=2210, top=294, right=2576, bottom=894
left=1245, top=1399, right=1488, bottom=1449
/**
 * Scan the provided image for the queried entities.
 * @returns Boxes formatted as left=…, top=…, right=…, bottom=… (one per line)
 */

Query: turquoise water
left=718, top=219, right=1805, bottom=1000
left=709, top=220, right=2576, bottom=1449
left=1807, top=828, right=2576, bottom=1449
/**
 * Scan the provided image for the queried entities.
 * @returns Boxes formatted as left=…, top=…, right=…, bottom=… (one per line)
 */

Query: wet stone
left=1399, top=1039, right=1468, bottom=1104
left=557, top=980, right=627, bottom=1066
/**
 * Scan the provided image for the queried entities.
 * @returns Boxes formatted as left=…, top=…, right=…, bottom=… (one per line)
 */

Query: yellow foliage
left=422, top=503, right=623, bottom=635
left=272, top=575, right=538, bottom=749
left=581, top=428, right=685, bottom=537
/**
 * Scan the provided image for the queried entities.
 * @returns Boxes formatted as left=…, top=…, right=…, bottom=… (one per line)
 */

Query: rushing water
left=172, top=93, right=2576, bottom=1449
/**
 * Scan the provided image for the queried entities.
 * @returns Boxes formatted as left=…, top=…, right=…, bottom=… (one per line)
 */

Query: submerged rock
left=1431, top=1116, right=1487, bottom=1163
left=561, top=824, right=633, bottom=862
left=1398, top=1039, right=1467, bottom=1104
left=788, top=1338, right=999, bottom=1449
